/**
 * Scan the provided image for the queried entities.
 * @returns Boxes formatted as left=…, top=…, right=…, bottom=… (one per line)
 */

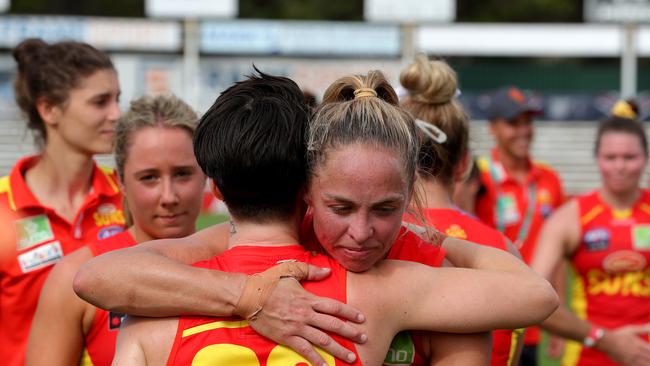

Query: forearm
left=442, top=236, right=528, bottom=273
left=74, top=245, right=245, bottom=317
left=541, top=304, right=591, bottom=343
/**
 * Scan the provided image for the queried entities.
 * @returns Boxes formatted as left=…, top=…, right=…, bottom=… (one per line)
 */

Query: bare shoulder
left=546, top=199, right=581, bottom=241
left=47, top=246, right=93, bottom=288
left=119, top=315, right=179, bottom=365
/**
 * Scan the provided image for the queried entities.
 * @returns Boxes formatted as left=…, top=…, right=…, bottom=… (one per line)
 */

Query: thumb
left=306, top=265, right=332, bottom=281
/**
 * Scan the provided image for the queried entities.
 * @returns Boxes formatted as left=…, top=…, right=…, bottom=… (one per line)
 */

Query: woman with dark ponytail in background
left=532, top=102, right=650, bottom=366
left=0, top=38, right=122, bottom=366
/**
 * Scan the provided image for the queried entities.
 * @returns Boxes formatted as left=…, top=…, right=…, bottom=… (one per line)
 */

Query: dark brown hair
left=595, top=116, right=648, bottom=156
left=400, top=54, right=469, bottom=186
left=13, top=38, right=114, bottom=147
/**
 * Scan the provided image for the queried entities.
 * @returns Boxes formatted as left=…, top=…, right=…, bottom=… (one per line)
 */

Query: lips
left=341, top=246, right=377, bottom=261
left=156, top=213, right=186, bottom=224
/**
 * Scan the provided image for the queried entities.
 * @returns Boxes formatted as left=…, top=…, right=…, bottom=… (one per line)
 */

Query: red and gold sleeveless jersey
left=79, top=231, right=136, bottom=366
left=167, top=245, right=363, bottom=366
left=562, top=190, right=650, bottom=366
left=422, top=208, right=518, bottom=366
left=0, top=156, right=124, bottom=366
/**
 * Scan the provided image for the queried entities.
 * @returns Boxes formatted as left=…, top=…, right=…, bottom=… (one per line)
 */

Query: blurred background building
left=0, top=0, right=649, bottom=195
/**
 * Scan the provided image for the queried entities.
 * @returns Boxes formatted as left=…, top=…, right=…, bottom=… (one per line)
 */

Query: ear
left=210, top=180, right=224, bottom=201
left=35, top=97, right=61, bottom=127
left=303, top=186, right=312, bottom=206
left=453, top=152, right=471, bottom=182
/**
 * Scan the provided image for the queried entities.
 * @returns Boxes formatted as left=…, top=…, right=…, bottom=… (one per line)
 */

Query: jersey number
left=193, top=343, right=336, bottom=365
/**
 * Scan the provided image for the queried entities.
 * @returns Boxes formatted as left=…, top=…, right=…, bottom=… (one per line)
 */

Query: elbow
left=72, top=263, right=94, bottom=301
left=527, top=277, right=560, bottom=326
left=73, top=262, right=120, bottom=311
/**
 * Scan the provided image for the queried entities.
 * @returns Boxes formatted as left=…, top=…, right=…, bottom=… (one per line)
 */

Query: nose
left=347, top=212, right=373, bottom=244
left=160, top=177, right=180, bottom=208
left=108, top=99, right=121, bottom=122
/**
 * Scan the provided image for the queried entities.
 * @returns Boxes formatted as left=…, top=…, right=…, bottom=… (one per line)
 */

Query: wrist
left=583, top=325, right=606, bottom=348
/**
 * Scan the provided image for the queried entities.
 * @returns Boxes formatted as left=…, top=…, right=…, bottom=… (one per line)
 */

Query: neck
left=417, top=178, right=454, bottom=209
left=599, top=187, right=641, bottom=210
left=24, top=143, right=95, bottom=220
left=228, top=215, right=302, bottom=249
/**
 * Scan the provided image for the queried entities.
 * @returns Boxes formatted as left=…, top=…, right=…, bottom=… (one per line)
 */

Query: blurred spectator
left=474, top=86, right=565, bottom=366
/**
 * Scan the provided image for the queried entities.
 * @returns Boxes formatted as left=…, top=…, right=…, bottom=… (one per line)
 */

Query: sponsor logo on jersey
left=98, top=225, right=124, bottom=240
left=496, top=193, right=520, bottom=225
left=18, top=241, right=63, bottom=273
left=109, top=311, right=127, bottom=330
left=586, top=267, right=650, bottom=297
left=93, top=203, right=125, bottom=227
left=582, top=227, right=610, bottom=252
left=14, top=214, right=55, bottom=250
left=602, top=250, right=647, bottom=274
left=384, top=331, right=415, bottom=365
left=632, top=225, right=650, bottom=250
left=445, top=224, right=467, bottom=239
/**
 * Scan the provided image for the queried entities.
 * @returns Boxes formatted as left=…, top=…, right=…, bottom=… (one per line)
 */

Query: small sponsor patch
left=98, top=225, right=123, bottom=240
left=583, top=228, right=610, bottom=252
left=14, top=214, right=55, bottom=250
left=445, top=224, right=467, bottom=239
left=109, top=312, right=127, bottom=330
left=18, top=241, right=63, bottom=273
left=384, top=331, right=415, bottom=365
left=496, top=193, right=520, bottom=225
left=540, top=204, right=553, bottom=218
left=632, top=225, right=650, bottom=250
left=603, top=250, right=647, bottom=274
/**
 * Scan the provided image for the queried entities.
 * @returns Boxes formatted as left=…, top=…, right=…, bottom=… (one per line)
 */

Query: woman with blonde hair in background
left=26, top=94, right=206, bottom=366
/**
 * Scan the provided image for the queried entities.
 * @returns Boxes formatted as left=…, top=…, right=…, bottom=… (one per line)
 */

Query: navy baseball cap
left=487, top=86, right=542, bottom=121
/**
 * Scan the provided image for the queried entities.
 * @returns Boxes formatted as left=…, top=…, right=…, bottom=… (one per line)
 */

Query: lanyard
left=488, top=157, right=537, bottom=246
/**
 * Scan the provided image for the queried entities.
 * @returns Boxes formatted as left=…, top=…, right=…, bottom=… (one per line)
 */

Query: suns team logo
left=445, top=224, right=468, bottom=240
left=93, top=203, right=125, bottom=227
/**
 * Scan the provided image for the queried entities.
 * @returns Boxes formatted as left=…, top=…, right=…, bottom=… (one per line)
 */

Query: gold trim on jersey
left=581, top=205, right=604, bottom=226
left=0, top=175, right=16, bottom=211
left=562, top=270, right=588, bottom=366
left=182, top=320, right=249, bottom=338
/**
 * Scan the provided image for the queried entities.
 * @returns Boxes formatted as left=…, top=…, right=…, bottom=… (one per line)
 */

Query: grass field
left=196, top=213, right=567, bottom=365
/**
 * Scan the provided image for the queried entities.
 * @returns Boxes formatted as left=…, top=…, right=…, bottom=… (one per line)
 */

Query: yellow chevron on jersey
left=99, top=166, right=120, bottom=194
left=581, top=204, right=604, bottom=226
left=0, top=175, right=16, bottom=211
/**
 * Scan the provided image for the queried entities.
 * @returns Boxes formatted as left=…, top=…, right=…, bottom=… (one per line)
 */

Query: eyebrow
left=323, top=193, right=404, bottom=206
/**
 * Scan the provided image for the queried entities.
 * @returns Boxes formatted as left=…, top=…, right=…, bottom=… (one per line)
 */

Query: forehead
left=71, top=68, right=119, bottom=96
left=312, top=143, right=409, bottom=197
left=124, top=127, right=194, bottom=168
left=598, top=131, right=645, bottom=154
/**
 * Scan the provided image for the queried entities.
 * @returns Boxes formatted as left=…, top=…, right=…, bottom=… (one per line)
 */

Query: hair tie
left=611, top=100, right=638, bottom=120
left=415, top=119, right=447, bottom=144
left=354, top=88, right=377, bottom=99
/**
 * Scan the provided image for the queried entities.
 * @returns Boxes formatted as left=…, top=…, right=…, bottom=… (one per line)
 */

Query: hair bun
left=400, top=54, right=457, bottom=105
left=12, top=38, right=48, bottom=71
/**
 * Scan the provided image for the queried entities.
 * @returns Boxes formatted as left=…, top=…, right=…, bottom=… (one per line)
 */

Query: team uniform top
left=476, top=149, right=564, bottom=345
left=167, top=244, right=364, bottom=366
left=420, top=207, right=518, bottom=366
left=80, top=230, right=137, bottom=366
left=562, top=190, right=650, bottom=366
left=0, top=156, right=125, bottom=366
